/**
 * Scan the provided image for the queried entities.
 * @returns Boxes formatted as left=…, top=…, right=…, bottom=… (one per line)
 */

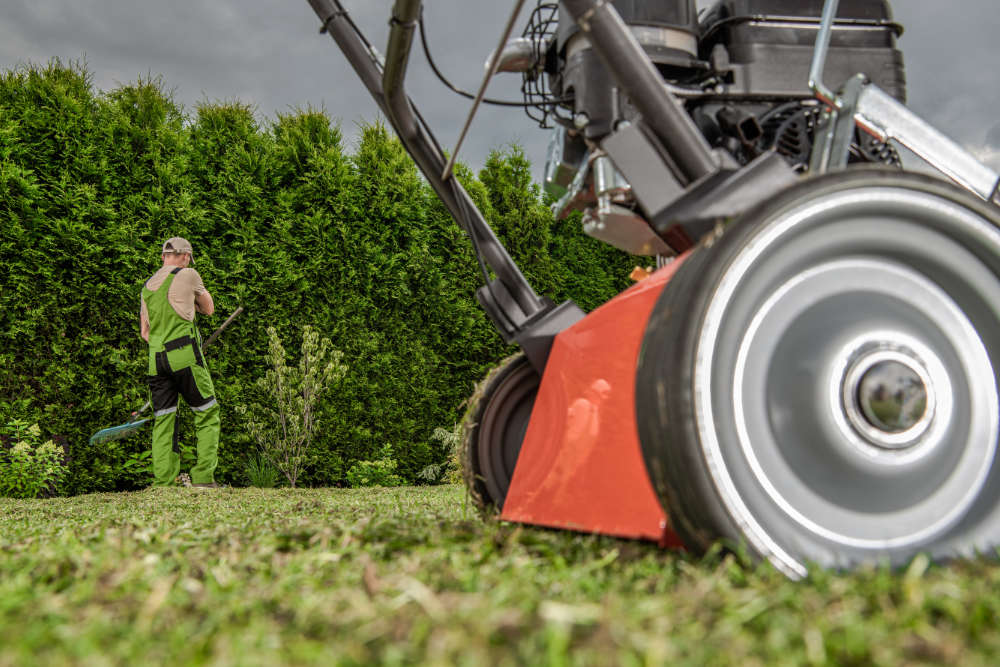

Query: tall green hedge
left=0, top=62, right=635, bottom=493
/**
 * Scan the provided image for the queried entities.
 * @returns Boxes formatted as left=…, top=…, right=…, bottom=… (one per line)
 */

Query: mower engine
left=531, top=0, right=907, bottom=255
left=309, top=0, right=1000, bottom=578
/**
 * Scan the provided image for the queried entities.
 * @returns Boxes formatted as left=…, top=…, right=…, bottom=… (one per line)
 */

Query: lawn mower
left=305, top=0, right=1000, bottom=577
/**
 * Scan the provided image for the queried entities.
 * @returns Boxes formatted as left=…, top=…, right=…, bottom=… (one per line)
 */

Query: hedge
left=0, top=61, right=636, bottom=493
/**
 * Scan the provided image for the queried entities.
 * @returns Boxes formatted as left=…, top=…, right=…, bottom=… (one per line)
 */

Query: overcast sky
left=2, top=1, right=999, bottom=176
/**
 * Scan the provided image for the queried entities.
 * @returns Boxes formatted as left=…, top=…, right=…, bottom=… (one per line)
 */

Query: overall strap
left=143, top=268, right=195, bottom=353
left=144, top=267, right=183, bottom=294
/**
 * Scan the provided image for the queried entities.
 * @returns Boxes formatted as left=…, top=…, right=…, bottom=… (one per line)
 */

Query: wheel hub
left=842, top=344, right=936, bottom=450
left=858, top=362, right=926, bottom=432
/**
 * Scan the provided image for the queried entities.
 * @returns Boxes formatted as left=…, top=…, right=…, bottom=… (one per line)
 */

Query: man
left=140, top=237, right=221, bottom=489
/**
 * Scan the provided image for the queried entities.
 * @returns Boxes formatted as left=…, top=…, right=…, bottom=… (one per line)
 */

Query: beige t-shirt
left=139, top=266, right=207, bottom=327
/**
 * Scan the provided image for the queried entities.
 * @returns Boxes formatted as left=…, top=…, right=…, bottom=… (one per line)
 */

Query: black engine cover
left=702, top=0, right=906, bottom=101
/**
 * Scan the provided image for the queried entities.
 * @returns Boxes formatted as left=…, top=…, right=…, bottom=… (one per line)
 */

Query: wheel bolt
left=857, top=360, right=928, bottom=433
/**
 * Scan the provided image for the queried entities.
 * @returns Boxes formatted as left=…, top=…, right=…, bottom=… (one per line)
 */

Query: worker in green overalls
left=139, top=237, right=221, bottom=489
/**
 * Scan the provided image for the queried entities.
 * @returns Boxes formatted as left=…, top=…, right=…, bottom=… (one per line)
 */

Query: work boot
left=191, top=482, right=220, bottom=489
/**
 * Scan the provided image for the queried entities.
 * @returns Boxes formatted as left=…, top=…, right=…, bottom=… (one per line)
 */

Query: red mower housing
left=500, top=259, right=686, bottom=548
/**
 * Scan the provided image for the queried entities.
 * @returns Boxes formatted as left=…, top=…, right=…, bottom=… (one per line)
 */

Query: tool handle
left=131, top=400, right=152, bottom=421
left=202, top=305, right=244, bottom=350
left=132, top=307, right=244, bottom=421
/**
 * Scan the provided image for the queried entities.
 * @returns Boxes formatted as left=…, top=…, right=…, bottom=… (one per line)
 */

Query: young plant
left=118, top=440, right=194, bottom=489
left=346, top=444, right=404, bottom=488
left=236, top=325, right=346, bottom=488
left=245, top=453, right=281, bottom=488
left=0, top=420, right=67, bottom=498
left=121, top=448, right=153, bottom=476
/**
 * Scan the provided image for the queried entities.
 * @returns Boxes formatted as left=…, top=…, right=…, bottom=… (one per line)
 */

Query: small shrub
left=299, top=447, right=344, bottom=488
left=121, top=448, right=152, bottom=477
left=0, top=420, right=68, bottom=498
left=418, top=423, right=462, bottom=484
left=117, top=438, right=196, bottom=489
left=236, top=325, right=347, bottom=488
left=346, top=445, right=404, bottom=488
left=245, top=453, right=281, bottom=488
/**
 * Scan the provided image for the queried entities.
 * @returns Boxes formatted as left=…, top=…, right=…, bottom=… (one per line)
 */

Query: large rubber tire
left=462, top=354, right=540, bottom=512
left=636, top=169, right=1000, bottom=577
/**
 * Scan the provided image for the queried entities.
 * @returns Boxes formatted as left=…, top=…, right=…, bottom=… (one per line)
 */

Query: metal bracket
left=318, top=10, right=348, bottom=33
left=551, top=150, right=597, bottom=220
left=809, top=0, right=1000, bottom=203
left=809, top=74, right=864, bottom=174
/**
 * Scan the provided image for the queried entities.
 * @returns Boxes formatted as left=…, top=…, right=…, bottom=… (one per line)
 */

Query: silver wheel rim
left=693, top=187, right=1000, bottom=577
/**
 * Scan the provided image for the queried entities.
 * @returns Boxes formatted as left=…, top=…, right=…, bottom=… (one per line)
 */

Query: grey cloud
left=968, top=146, right=1000, bottom=171
left=0, top=0, right=997, bottom=178
left=986, top=123, right=1000, bottom=149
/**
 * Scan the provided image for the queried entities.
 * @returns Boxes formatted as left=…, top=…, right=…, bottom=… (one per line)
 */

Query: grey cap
left=162, top=237, right=194, bottom=264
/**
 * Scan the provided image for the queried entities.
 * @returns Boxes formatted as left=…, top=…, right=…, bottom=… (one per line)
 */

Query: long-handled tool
left=89, top=306, right=244, bottom=445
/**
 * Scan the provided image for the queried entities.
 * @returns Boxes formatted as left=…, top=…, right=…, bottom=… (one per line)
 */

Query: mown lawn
left=2, top=486, right=1000, bottom=665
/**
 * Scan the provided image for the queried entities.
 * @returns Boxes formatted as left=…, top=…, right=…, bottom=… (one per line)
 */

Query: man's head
left=161, top=237, right=194, bottom=267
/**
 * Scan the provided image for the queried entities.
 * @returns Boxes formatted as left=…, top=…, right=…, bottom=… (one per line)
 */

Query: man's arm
left=140, top=298, right=150, bottom=342
left=185, top=268, right=215, bottom=316
left=195, top=290, right=215, bottom=316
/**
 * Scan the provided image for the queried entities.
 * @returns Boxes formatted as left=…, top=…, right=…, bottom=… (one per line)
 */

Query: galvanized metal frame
left=809, top=0, right=1000, bottom=202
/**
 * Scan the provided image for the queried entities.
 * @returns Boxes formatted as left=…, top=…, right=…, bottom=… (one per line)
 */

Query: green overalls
left=142, top=267, right=221, bottom=487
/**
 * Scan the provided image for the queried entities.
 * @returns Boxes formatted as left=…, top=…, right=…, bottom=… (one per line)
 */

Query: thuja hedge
left=0, top=62, right=636, bottom=493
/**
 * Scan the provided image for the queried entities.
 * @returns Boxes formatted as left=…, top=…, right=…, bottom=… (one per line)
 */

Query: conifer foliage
left=0, top=62, right=635, bottom=493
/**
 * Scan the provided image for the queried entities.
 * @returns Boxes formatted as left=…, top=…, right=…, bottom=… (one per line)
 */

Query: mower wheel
left=637, top=169, right=1000, bottom=577
left=462, top=354, right=540, bottom=512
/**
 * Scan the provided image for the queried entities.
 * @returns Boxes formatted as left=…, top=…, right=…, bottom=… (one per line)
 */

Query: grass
left=2, top=486, right=1000, bottom=665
